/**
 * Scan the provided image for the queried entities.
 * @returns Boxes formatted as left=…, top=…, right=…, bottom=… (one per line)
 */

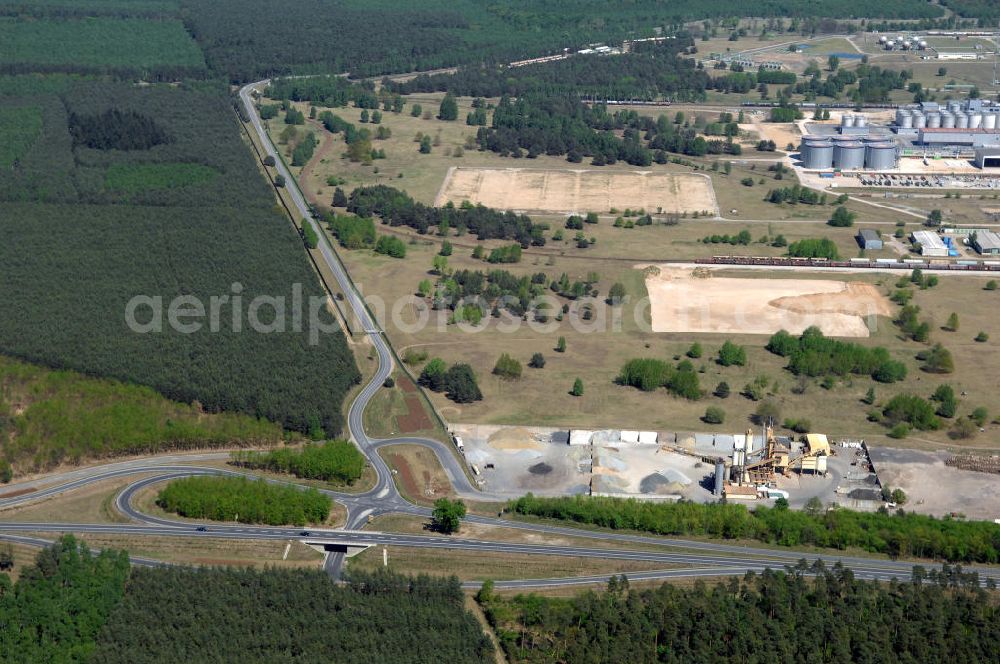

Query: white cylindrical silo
left=948, top=101, right=962, bottom=113
left=842, top=115, right=855, bottom=128
left=895, top=109, right=908, bottom=125
left=901, top=113, right=914, bottom=129
left=802, top=137, right=833, bottom=169
left=957, top=113, right=969, bottom=129
left=856, top=115, right=868, bottom=128
left=942, top=112, right=956, bottom=129
left=970, top=112, right=983, bottom=129
left=985, top=113, right=998, bottom=130
left=927, top=112, right=941, bottom=128
left=913, top=112, right=925, bottom=128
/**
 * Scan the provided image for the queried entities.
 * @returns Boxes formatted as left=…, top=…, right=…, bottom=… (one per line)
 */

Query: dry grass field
left=436, top=167, right=717, bottom=215
left=270, top=89, right=1000, bottom=450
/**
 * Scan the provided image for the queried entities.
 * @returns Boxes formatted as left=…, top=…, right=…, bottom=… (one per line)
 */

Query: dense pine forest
left=92, top=566, right=494, bottom=664
left=0, top=77, right=360, bottom=443
left=177, top=0, right=943, bottom=82
left=477, top=565, right=1000, bottom=663
left=510, top=494, right=1000, bottom=563
left=0, top=538, right=493, bottom=663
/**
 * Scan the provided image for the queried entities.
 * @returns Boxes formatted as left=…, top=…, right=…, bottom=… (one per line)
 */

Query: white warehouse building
left=911, top=230, right=948, bottom=257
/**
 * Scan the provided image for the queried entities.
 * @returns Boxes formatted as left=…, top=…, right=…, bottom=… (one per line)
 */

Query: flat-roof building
left=911, top=230, right=948, bottom=257
left=975, top=146, right=1000, bottom=168
left=857, top=229, right=883, bottom=250
left=972, top=230, right=1000, bottom=255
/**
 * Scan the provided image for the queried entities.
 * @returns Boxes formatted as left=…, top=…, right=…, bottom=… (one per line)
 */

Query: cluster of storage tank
left=877, top=35, right=927, bottom=50
left=840, top=114, right=868, bottom=129
left=800, top=136, right=898, bottom=170
left=896, top=105, right=1000, bottom=131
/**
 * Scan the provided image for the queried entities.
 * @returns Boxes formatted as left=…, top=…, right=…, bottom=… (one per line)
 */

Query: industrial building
left=972, top=230, right=1000, bottom=255
left=911, top=230, right=949, bottom=257
left=895, top=100, right=1000, bottom=149
left=857, top=229, right=883, bottom=250
left=799, top=135, right=899, bottom=171
left=975, top=146, right=1000, bottom=168
left=714, top=426, right=832, bottom=500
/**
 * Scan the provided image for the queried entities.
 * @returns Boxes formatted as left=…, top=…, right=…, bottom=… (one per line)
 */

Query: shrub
left=783, top=418, right=811, bottom=433
left=714, top=381, right=731, bottom=398
left=528, top=353, right=545, bottom=369
left=827, top=206, right=856, bottom=227
left=492, top=353, right=522, bottom=380
left=703, top=406, right=726, bottom=424
left=687, top=342, right=703, bottom=359
left=570, top=378, right=584, bottom=397
left=717, top=340, right=747, bottom=366
left=883, top=394, right=940, bottom=431
left=975, top=331, right=989, bottom=342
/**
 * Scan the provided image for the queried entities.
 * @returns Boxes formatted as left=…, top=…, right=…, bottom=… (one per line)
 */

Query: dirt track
left=641, top=265, right=891, bottom=337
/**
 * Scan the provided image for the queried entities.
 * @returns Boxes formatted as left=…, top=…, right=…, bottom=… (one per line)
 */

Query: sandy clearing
left=436, top=167, right=717, bottom=215
left=640, top=265, right=891, bottom=337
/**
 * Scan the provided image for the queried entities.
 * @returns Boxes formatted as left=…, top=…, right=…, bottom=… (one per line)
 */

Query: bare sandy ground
left=641, top=266, right=892, bottom=337
left=436, top=167, right=717, bottom=215
left=868, top=447, right=1000, bottom=520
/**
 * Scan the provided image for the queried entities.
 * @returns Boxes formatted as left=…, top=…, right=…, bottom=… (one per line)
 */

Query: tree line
left=229, top=440, right=366, bottom=485
left=766, top=327, right=908, bottom=383
left=347, top=185, right=543, bottom=247
left=509, top=493, right=1000, bottom=563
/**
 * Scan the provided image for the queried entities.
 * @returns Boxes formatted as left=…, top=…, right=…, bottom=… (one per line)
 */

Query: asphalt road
left=1, top=83, right=997, bottom=591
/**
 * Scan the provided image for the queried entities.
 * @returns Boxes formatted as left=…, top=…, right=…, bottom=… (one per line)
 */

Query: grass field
left=280, top=88, right=999, bottom=449
left=338, top=237, right=999, bottom=448
left=39, top=532, right=325, bottom=569
left=0, top=475, right=138, bottom=524
left=347, top=544, right=680, bottom=581
left=0, top=17, right=205, bottom=70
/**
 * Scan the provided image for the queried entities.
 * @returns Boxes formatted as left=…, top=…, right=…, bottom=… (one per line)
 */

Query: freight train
left=697, top=255, right=1000, bottom=271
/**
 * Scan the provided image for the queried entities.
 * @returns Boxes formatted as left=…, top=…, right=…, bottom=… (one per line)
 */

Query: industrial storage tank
left=970, top=112, right=983, bottom=129
left=986, top=113, right=999, bottom=130
left=801, top=137, right=834, bottom=169
left=948, top=101, right=962, bottom=113
left=834, top=139, right=866, bottom=170
left=957, top=113, right=969, bottom=129
left=841, top=114, right=855, bottom=128
left=865, top=140, right=899, bottom=171
left=913, top=113, right=926, bottom=128
left=900, top=113, right=914, bottom=128
left=895, top=109, right=909, bottom=125
left=855, top=115, right=868, bottom=128
left=927, top=112, right=941, bottom=128
left=942, top=112, right=956, bottom=129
